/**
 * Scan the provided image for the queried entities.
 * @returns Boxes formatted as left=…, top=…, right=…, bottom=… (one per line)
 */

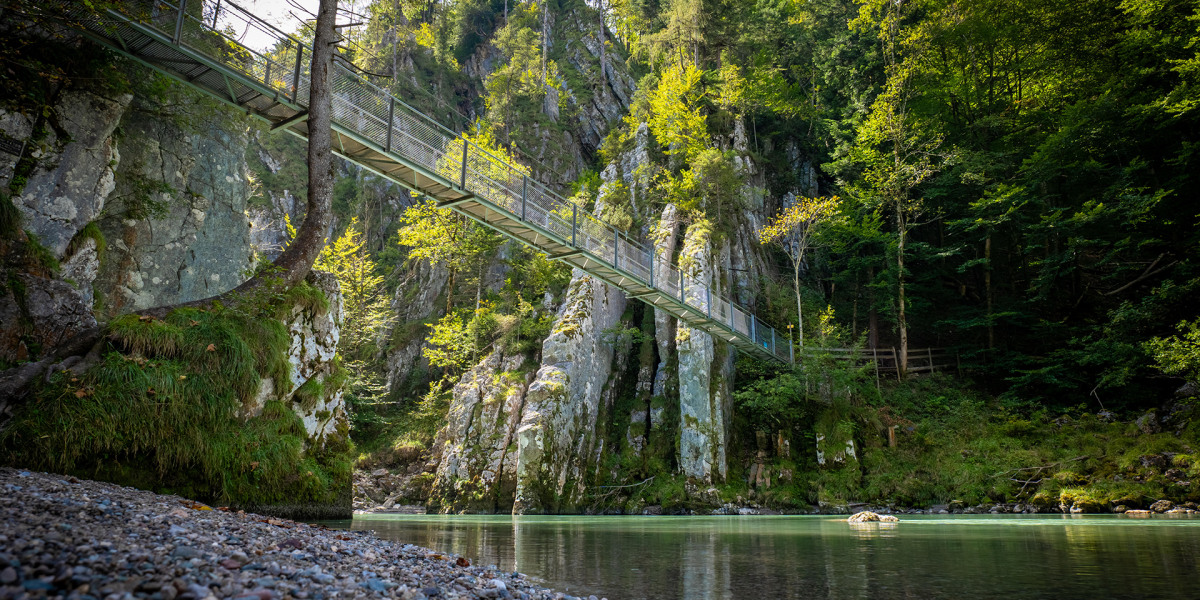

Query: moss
left=0, top=303, right=350, bottom=511
left=324, top=357, right=349, bottom=396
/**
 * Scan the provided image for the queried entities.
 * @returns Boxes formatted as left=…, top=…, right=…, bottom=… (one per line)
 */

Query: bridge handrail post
left=706, top=286, right=711, bottom=318
left=649, top=249, right=655, bottom=289
left=571, top=203, right=578, bottom=247
left=521, top=176, right=527, bottom=220
left=173, top=0, right=187, bottom=44
left=613, top=233, right=619, bottom=268
left=460, top=138, right=469, bottom=189
left=790, top=336, right=795, bottom=364
left=771, top=327, right=776, bottom=355
left=385, top=96, right=394, bottom=153
left=291, top=43, right=304, bottom=103
left=751, top=315, right=757, bottom=345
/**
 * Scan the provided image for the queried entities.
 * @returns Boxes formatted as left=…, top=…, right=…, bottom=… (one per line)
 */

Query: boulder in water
left=848, top=511, right=899, bottom=523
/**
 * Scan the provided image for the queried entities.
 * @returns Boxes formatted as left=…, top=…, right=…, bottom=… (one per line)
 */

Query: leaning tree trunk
left=150, top=0, right=336, bottom=315
left=0, top=0, right=339, bottom=403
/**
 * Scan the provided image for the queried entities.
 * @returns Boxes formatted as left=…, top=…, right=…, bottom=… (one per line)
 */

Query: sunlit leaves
left=647, top=62, right=708, bottom=161
left=315, top=218, right=393, bottom=359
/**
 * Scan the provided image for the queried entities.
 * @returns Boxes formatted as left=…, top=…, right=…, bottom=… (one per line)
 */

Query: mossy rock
left=1, top=304, right=352, bottom=514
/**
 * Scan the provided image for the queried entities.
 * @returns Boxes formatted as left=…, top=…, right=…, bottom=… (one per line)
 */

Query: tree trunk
left=541, top=2, right=550, bottom=86
left=867, top=265, right=878, bottom=350
left=794, top=261, right=804, bottom=347
left=985, top=234, right=994, bottom=350
left=598, top=0, right=608, bottom=99
left=896, top=205, right=908, bottom=379
left=264, top=0, right=337, bottom=290
left=392, top=0, right=407, bottom=79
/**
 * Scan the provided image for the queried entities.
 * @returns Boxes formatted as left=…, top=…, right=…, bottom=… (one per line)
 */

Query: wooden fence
left=798, top=347, right=959, bottom=382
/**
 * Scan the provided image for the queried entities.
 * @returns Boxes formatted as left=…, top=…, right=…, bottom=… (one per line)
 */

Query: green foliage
left=734, top=371, right=809, bottom=431
left=424, top=310, right=483, bottom=374
left=484, top=7, right=566, bottom=133
left=316, top=218, right=393, bottom=359
left=647, top=62, right=708, bottom=162
left=397, top=198, right=501, bottom=278
left=1145, top=319, right=1200, bottom=383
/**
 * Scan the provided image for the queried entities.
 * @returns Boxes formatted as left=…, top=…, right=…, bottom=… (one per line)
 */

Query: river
left=320, top=514, right=1200, bottom=599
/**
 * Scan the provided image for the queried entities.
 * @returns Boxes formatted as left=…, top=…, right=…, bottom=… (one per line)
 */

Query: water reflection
left=329, top=514, right=1200, bottom=600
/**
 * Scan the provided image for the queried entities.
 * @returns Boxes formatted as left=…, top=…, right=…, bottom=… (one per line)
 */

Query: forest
left=1, top=0, right=1199, bottom=515
left=331, top=0, right=1200, bottom=511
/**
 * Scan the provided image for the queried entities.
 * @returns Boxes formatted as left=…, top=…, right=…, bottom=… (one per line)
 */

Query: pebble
left=0, top=468, right=571, bottom=599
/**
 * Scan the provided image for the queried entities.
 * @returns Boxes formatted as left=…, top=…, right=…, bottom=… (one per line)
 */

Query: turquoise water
left=324, top=514, right=1200, bottom=599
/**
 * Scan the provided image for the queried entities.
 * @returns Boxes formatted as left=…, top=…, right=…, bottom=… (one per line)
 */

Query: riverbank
left=0, top=468, right=595, bottom=600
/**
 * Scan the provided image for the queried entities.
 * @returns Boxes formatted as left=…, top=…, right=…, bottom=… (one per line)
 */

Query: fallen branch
left=596, top=476, right=655, bottom=490
left=993, top=455, right=1088, bottom=477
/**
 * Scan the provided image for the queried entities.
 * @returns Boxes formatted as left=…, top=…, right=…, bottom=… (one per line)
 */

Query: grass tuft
left=66, top=221, right=107, bottom=257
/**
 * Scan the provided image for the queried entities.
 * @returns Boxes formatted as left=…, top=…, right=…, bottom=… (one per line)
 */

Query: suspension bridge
left=55, top=0, right=795, bottom=363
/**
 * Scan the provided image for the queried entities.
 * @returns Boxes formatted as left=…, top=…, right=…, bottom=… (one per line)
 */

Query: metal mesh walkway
left=57, top=0, right=795, bottom=363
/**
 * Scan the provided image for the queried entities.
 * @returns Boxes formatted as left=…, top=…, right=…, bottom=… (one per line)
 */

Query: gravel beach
left=0, top=468, right=592, bottom=600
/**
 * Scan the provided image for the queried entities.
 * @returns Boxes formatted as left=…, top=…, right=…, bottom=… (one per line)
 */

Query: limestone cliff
left=676, top=222, right=730, bottom=484
left=511, top=269, right=626, bottom=513
left=95, top=102, right=254, bottom=315
left=428, top=351, right=530, bottom=513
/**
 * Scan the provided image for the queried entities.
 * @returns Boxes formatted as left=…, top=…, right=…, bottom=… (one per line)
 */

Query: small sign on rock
left=0, top=133, right=24, bottom=157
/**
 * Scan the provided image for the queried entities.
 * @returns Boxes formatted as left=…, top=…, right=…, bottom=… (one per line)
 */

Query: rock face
left=95, top=106, right=254, bottom=315
left=512, top=270, right=626, bottom=514
left=245, top=270, right=348, bottom=445
left=0, top=90, right=130, bottom=362
left=652, top=204, right=681, bottom=398
left=384, top=258, right=450, bottom=396
left=0, top=272, right=97, bottom=363
left=563, top=21, right=636, bottom=154
left=10, top=90, right=130, bottom=259
left=0, top=88, right=256, bottom=360
left=429, top=351, right=531, bottom=513
left=676, top=222, right=730, bottom=484
left=1, top=74, right=342, bottom=447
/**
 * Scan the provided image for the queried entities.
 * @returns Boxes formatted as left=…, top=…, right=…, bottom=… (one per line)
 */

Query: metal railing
left=66, top=0, right=795, bottom=363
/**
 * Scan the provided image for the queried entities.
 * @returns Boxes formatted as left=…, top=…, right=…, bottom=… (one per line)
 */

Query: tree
left=396, top=198, right=500, bottom=314
left=846, top=0, right=941, bottom=378
left=759, top=196, right=839, bottom=346
left=647, top=62, right=708, bottom=162
left=1145, top=319, right=1200, bottom=385
left=316, top=218, right=393, bottom=358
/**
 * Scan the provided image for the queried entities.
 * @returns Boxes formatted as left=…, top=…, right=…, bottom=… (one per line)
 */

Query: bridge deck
left=57, top=0, right=793, bottom=363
